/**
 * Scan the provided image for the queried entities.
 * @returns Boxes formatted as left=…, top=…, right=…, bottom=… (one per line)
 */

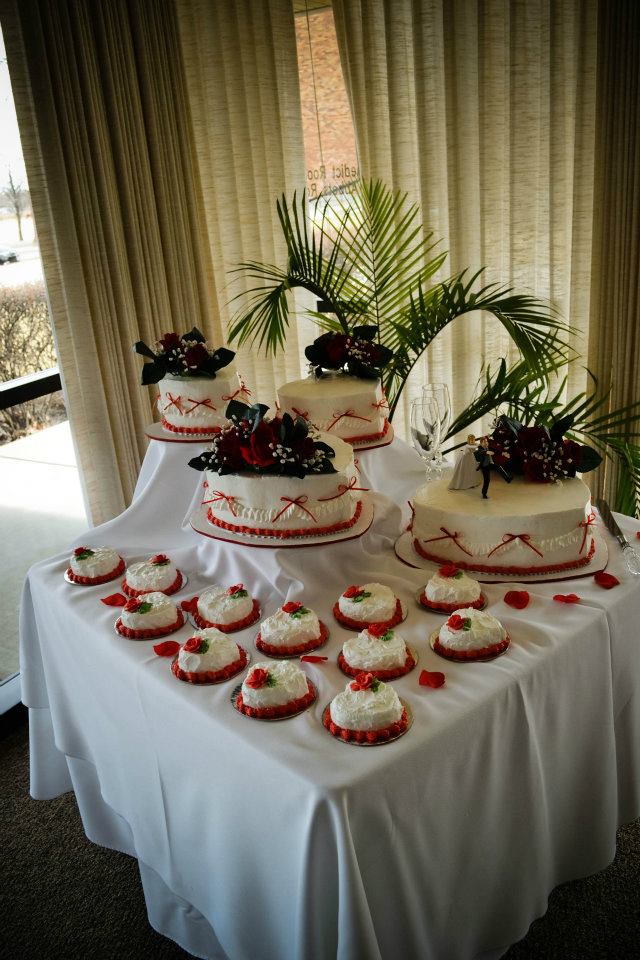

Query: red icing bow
left=282, top=601, right=303, bottom=614
left=350, top=672, right=377, bottom=691
left=504, top=590, right=530, bottom=610
left=183, top=636, right=202, bottom=653
left=151, top=554, right=170, bottom=565
left=594, top=571, right=620, bottom=589
left=367, top=623, right=391, bottom=638
left=438, top=564, right=460, bottom=578
left=245, top=668, right=270, bottom=689
left=343, top=585, right=362, bottom=599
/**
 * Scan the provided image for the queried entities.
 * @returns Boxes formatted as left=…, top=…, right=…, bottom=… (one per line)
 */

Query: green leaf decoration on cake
left=138, top=601, right=153, bottom=614
left=230, top=588, right=248, bottom=598
left=74, top=549, right=94, bottom=561
left=351, top=591, right=372, bottom=603
left=198, top=638, right=210, bottom=655
left=462, top=618, right=472, bottom=631
left=370, top=678, right=381, bottom=693
left=266, top=673, right=277, bottom=687
left=380, top=630, right=394, bottom=642
left=290, top=607, right=310, bottom=619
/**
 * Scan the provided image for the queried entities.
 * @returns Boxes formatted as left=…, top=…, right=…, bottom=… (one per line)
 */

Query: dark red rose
left=151, top=554, right=169, bottom=565
left=419, top=669, right=446, bottom=688
left=184, top=343, right=209, bottom=370
left=124, top=598, right=143, bottom=613
left=343, top=585, right=362, bottom=598
left=594, top=571, right=620, bottom=589
left=245, top=668, right=270, bottom=689
left=553, top=593, right=581, bottom=604
left=367, top=623, right=390, bottom=638
left=323, top=333, right=349, bottom=366
left=504, top=590, right=530, bottom=609
left=438, top=564, right=460, bottom=578
left=350, top=672, right=375, bottom=691
left=240, top=419, right=276, bottom=469
left=183, top=636, right=202, bottom=653
left=517, top=426, right=549, bottom=452
left=446, top=614, right=465, bottom=631
left=159, top=332, right=181, bottom=352
left=282, top=601, right=303, bottom=614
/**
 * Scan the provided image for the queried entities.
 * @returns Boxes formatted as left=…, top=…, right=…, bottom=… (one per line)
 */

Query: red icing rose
left=183, top=636, right=202, bottom=653
left=350, top=671, right=376, bottom=691
left=419, top=669, right=446, bottom=688
left=151, top=554, right=169, bottom=565
left=504, top=590, right=530, bottom=610
left=227, top=584, right=244, bottom=595
left=446, top=614, right=465, bottom=631
left=124, top=598, right=143, bottom=613
left=282, top=601, right=303, bottom=614
left=74, top=546, right=91, bottom=556
left=438, top=564, right=460, bottom=578
left=343, top=585, right=362, bottom=599
left=594, top=571, right=620, bottom=589
left=367, top=623, right=390, bottom=638
left=159, top=332, right=181, bottom=352
left=245, top=668, right=270, bottom=689
left=553, top=593, right=581, bottom=604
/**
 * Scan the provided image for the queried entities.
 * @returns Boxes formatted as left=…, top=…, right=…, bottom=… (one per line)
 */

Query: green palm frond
left=610, top=441, right=640, bottom=517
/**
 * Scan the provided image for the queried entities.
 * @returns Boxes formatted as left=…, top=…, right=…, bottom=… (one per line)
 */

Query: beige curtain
left=332, top=0, right=598, bottom=442
left=1, top=0, right=217, bottom=524
left=174, top=0, right=310, bottom=404
left=587, top=0, right=640, bottom=506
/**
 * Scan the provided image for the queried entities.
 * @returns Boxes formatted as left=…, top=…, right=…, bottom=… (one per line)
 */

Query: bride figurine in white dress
left=448, top=435, right=480, bottom=490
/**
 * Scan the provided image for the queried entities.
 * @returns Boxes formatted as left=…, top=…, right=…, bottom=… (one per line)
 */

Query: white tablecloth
left=20, top=437, right=640, bottom=960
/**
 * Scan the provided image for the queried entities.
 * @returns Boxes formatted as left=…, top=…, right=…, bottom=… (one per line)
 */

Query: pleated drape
left=332, top=0, right=598, bottom=440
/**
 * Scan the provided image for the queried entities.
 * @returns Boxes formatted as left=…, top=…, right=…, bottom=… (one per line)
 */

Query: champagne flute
left=422, top=382, right=451, bottom=465
left=410, top=398, right=442, bottom=481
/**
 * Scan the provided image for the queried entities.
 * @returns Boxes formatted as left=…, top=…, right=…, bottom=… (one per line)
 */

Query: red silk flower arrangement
left=304, top=327, right=393, bottom=380
left=487, top=413, right=602, bottom=483
left=134, top=326, right=235, bottom=384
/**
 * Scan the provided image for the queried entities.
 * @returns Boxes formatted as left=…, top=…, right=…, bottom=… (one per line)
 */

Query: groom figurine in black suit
left=474, top=436, right=513, bottom=499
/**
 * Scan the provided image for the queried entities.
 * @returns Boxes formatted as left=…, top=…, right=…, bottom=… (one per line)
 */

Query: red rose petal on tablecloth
left=153, top=640, right=181, bottom=657
left=553, top=593, right=581, bottom=604
left=299, top=655, right=328, bottom=663
left=101, top=593, right=127, bottom=606
left=636, top=531, right=640, bottom=540
left=594, top=571, right=620, bottom=589
left=504, top=590, right=530, bottom=610
left=419, top=669, right=446, bottom=688
left=180, top=597, right=200, bottom=614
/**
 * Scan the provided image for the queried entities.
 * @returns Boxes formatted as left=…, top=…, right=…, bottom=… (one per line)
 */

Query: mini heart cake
left=334, top=583, right=405, bottom=630
left=338, top=624, right=416, bottom=679
left=324, top=673, right=409, bottom=743
left=122, top=554, right=183, bottom=597
left=171, top=628, right=247, bottom=683
left=233, top=661, right=316, bottom=719
left=66, top=546, right=125, bottom=585
left=256, top=601, right=328, bottom=656
left=419, top=564, right=484, bottom=612
left=184, top=583, right=260, bottom=632
left=433, top=608, right=510, bottom=661
left=116, top=592, right=184, bottom=639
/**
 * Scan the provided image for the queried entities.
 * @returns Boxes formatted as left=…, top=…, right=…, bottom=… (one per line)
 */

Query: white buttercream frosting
left=330, top=680, right=403, bottom=731
left=338, top=582, right=397, bottom=622
left=342, top=628, right=407, bottom=671
left=277, top=372, right=386, bottom=440
left=178, top=627, right=241, bottom=673
left=159, top=369, right=247, bottom=430
left=120, top=592, right=178, bottom=630
left=69, top=546, right=121, bottom=578
left=438, top=608, right=506, bottom=651
left=125, top=557, right=177, bottom=592
left=197, top=584, right=254, bottom=623
left=260, top=606, right=320, bottom=646
left=241, top=660, right=309, bottom=708
left=425, top=570, right=481, bottom=604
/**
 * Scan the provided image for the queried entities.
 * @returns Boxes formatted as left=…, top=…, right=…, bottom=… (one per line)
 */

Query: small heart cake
left=256, top=601, right=328, bottom=656
left=433, top=608, right=510, bottom=661
left=66, top=546, right=124, bottom=585
left=324, top=673, right=409, bottom=743
left=186, top=584, right=260, bottom=631
left=172, top=628, right=247, bottom=683
left=334, top=583, right=405, bottom=630
left=116, top=592, right=184, bottom=639
left=338, top=625, right=415, bottom=679
left=234, top=661, right=316, bottom=719
left=419, top=564, right=483, bottom=612
left=122, top=554, right=183, bottom=596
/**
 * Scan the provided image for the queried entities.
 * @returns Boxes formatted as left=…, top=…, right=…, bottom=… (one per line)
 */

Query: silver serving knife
left=595, top=497, right=640, bottom=575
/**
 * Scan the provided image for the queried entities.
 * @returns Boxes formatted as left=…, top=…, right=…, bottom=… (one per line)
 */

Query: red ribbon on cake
left=422, top=526, right=473, bottom=557
left=371, top=396, right=389, bottom=410
left=163, top=392, right=183, bottom=412
left=578, top=512, right=597, bottom=554
left=406, top=502, right=415, bottom=532
left=221, top=381, right=252, bottom=402
left=273, top=495, right=317, bottom=523
left=486, top=533, right=543, bottom=559
left=202, top=490, right=238, bottom=515
left=326, top=409, right=372, bottom=432
left=317, top=476, right=369, bottom=501
left=291, top=406, right=310, bottom=420
left=184, top=397, right=217, bottom=414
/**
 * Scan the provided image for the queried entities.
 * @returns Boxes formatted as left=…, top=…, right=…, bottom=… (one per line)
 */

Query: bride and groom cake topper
left=449, top=434, right=513, bottom=498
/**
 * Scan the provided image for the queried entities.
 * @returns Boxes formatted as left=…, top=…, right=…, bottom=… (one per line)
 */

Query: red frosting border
left=433, top=634, right=511, bottom=661
left=333, top=597, right=405, bottom=631
left=161, top=417, right=221, bottom=435
left=191, top=598, right=261, bottom=633
left=323, top=706, right=409, bottom=743
left=418, top=591, right=485, bottom=612
left=115, top=609, right=185, bottom=640
left=170, top=646, right=247, bottom=683
left=234, top=677, right=316, bottom=719
left=338, top=649, right=416, bottom=680
left=207, top=499, right=363, bottom=540
left=342, top=419, right=390, bottom=445
left=413, top=536, right=596, bottom=575
left=255, top=621, right=329, bottom=657
left=122, top=568, right=184, bottom=597
left=66, top=557, right=125, bottom=585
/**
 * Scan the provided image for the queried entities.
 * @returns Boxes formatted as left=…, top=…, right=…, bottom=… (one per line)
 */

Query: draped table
left=20, top=437, right=640, bottom=960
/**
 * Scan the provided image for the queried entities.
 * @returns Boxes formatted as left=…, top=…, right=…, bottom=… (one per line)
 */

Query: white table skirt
left=20, top=436, right=640, bottom=960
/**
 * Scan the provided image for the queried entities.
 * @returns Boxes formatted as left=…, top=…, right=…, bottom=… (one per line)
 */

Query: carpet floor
left=2, top=705, right=639, bottom=960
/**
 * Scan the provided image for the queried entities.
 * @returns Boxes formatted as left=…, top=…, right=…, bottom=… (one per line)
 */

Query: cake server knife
left=595, top=497, right=640, bottom=575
